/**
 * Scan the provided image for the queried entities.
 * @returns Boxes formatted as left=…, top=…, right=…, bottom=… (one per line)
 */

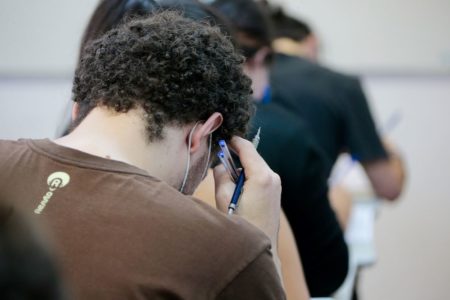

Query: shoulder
left=0, top=139, right=28, bottom=153
left=273, top=53, right=359, bottom=87
left=0, top=139, right=31, bottom=169
left=253, top=103, right=309, bottom=135
left=174, top=194, right=278, bottom=295
left=126, top=181, right=275, bottom=288
left=251, top=103, right=322, bottom=170
left=254, top=103, right=317, bottom=143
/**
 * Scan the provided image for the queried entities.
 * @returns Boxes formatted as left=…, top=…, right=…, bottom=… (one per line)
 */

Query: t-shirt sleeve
left=342, top=77, right=388, bottom=162
left=216, top=249, right=286, bottom=300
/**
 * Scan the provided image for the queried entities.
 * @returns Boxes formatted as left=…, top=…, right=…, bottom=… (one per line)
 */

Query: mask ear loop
left=179, top=123, right=199, bottom=193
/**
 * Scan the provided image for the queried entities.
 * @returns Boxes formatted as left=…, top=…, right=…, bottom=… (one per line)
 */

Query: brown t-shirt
left=0, top=139, right=284, bottom=300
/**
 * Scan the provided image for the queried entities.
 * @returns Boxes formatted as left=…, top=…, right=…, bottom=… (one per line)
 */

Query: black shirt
left=250, top=103, right=349, bottom=296
left=270, top=54, right=388, bottom=175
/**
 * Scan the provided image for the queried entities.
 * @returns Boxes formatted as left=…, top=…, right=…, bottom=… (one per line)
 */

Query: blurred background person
left=210, top=0, right=349, bottom=297
left=264, top=3, right=407, bottom=299
left=265, top=3, right=406, bottom=202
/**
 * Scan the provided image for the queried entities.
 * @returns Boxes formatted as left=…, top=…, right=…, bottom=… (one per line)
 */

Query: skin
left=362, top=139, right=406, bottom=201
left=329, top=185, right=352, bottom=230
left=272, top=35, right=320, bottom=62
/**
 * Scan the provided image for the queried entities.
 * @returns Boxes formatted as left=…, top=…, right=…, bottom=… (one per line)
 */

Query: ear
left=71, top=103, right=80, bottom=122
left=251, top=46, right=271, bottom=66
left=189, top=112, right=223, bottom=153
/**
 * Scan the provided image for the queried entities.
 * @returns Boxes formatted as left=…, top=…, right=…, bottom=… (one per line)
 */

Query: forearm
left=278, top=210, right=309, bottom=300
left=365, top=141, right=406, bottom=200
left=329, top=185, right=352, bottom=230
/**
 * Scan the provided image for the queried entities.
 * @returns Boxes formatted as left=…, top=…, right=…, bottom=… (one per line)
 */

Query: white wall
left=2, top=0, right=449, bottom=75
left=271, top=0, right=450, bottom=74
left=0, top=79, right=71, bottom=139
left=0, top=0, right=98, bottom=76
left=360, top=76, right=450, bottom=300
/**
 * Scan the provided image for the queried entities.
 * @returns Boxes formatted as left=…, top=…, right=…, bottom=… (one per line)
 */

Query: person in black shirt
left=269, top=7, right=405, bottom=200
left=212, top=0, right=349, bottom=297
left=249, top=103, right=349, bottom=296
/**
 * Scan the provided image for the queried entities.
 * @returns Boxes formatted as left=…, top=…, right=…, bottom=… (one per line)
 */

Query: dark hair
left=80, top=0, right=159, bottom=58
left=211, top=0, right=273, bottom=59
left=73, top=11, right=253, bottom=142
left=79, top=0, right=234, bottom=58
left=269, top=7, right=312, bottom=42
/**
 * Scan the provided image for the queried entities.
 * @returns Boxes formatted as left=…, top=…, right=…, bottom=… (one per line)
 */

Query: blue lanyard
left=261, top=85, right=272, bottom=104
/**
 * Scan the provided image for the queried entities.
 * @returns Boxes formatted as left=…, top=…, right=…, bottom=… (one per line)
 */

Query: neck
left=54, top=107, right=185, bottom=187
left=272, top=37, right=317, bottom=62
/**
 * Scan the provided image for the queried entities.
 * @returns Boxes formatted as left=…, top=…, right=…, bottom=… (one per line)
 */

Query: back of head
left=269, top=7, right=312, bottom=42
left=211, top=0, right=272, bottom=59
left=258, top=3, right=318, bottom=61
left=73, top=11, right=252, bottom=142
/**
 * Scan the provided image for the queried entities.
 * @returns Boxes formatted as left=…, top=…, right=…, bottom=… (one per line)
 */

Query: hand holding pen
left=217, top=128, right=260, bottom=214
left=213, top=136, right=281, bottom=244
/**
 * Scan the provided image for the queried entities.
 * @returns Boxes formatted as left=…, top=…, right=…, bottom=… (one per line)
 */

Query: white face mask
left=179, top=122, right=212, bottom=194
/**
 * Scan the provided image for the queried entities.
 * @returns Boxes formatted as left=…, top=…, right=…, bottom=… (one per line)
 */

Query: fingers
left=229, top=136, right=271, bottom=177
left=230, top=136, right=280, bottom=188
left=213, top=164, right=235, bottom=212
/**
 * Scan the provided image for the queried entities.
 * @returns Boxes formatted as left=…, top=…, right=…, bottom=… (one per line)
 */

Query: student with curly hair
left=0, top=11, right=285, bottom=299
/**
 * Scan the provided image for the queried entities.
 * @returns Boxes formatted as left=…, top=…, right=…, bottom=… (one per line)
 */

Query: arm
left=279, top=210, right=310, bottom=300
left=362, top=139, right=406, bottom=201
left=195, top=170, right=309, bottom=300
left=278, top=131, right=349, bottom=296
left=214, top=137, right=283, bottom=281
left=342, top=78, right=405, bottom=200
left=328, top=184, right=352, bottom=230
left=217, top=249, right=285, bottom=300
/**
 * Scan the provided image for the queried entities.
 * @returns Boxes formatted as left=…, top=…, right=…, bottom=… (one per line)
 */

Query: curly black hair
left=72, top=11, right=253, bottom=142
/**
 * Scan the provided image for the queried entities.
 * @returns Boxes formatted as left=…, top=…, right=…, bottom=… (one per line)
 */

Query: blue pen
left=228, top=170, right=245, bottom=215
left=227, top=128, right=261, bottom=215
left=219, top=140, right=239, bottom=180
left=217, top=151, right=238, bottom=182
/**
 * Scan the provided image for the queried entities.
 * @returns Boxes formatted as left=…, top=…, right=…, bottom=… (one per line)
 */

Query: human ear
left=252, top=46, right=271, bottom=66
left=189, top=112, right=223, bottom=153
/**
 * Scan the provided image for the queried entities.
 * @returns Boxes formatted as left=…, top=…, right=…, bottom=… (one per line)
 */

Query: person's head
left=269, top=7, right=319, bottom=61
left=211, top=0, right=273, bottom=100
left=72, top=11, right=252, bottom=194
left=211, top=0, right=272, bottom=59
